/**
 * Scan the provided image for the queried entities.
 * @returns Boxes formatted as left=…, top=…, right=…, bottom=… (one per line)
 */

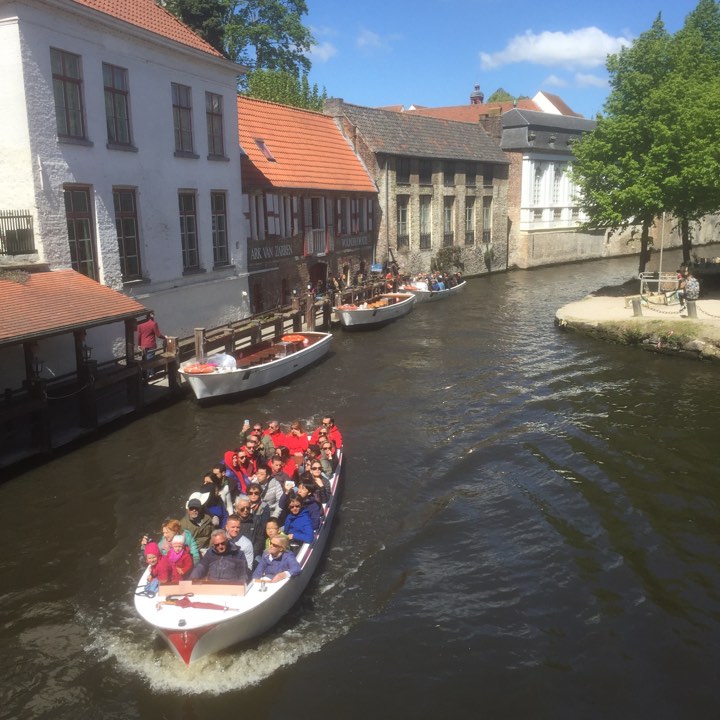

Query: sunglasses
left=213, top=541, right=227, bottom=548
left=248, top=490, right=261, bottom=495
left=270, top=542, right=284, bottom=549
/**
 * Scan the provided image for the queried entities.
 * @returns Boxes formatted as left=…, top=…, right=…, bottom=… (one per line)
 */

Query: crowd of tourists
left=138, top=416, right=342, bottom=594
left=402, top=271, right=464, bottom=292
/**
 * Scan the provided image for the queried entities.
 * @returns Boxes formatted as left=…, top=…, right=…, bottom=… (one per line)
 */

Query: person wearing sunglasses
left=252, top=535, right=301, bottom=584
left=189, top=529, right=247, bottom=583
left=310, top=416, right=343, bottom=449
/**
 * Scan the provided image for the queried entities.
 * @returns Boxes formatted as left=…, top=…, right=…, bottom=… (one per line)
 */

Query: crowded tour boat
left=134, top=417, right=344, bottom=664
left=400, top=272, right=466, bottom=304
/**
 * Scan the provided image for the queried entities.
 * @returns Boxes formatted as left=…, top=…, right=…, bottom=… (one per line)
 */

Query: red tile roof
left=71, top=0, right=224, bottom=58
left=403, top=99, right=541, bottom=122
left=238, top=97, right=376, bottom=193
left=0, top=270, right=147, bottom=347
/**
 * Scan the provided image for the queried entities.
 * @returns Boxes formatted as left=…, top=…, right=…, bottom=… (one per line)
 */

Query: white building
left=0, top=0, right=249, bottom=339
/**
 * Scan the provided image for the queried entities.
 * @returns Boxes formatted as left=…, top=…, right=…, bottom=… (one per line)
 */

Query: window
left=419, top=159, right=432, bottom=185
left=172, top=83, right=194, bottom=154
left=178, top=192, right=199, bottom=270
left=280, top=195, right=293, bottom=237
left=254, top=138, right=275, bottom=162
left=533, top=163, right=545, bottom=205
left=211, top=192, right=228, bottom=266
left=483, top=196, right=493, bottom=242
left=466, top=165, right=476, bottom=187
left=206, top=92, right=225, bottom=157
left=64, top=186, right=98, bottom=280
left=396, top=157, right=410, bottom=185
left=103, top=63, right=131, bottom=146
left=336, top=198, right=349, bottom=235
left=465, top=197, right=475, bottom=245
left=483, top=164, right=494, bottom=188
left=113, top=189, right=141, bottom=280
left=419, top=196, right=432, bottom=249
left=444, top=162, right=455, bottom=187
left=397, top=196, right=409, bottom=248
left=552, top=163, right=564, bottom=204
left=51, top=48, right=85, bottom=139
left=0, top=210, right=35, bottom=255
left=443, top=197, right=454, bottom=246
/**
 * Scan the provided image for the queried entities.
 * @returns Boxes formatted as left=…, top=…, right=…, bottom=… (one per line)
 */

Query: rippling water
left=2, top=251, right=720, bottom=720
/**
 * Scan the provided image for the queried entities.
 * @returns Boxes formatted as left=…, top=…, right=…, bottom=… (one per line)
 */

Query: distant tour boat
left=178, top=331, right=332, bottom=401
left=401, top=280, right=467, bottom=303
left=333, top=292, right=416, bottom=329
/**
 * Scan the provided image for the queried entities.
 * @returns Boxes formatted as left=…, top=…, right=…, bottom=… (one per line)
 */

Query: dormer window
left=254, top=138, right=276, bottom=162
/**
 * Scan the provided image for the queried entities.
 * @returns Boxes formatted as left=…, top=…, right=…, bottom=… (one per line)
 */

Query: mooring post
left=194, top=328, right=205, bottom=361
left=632, top=298, right=643, bottom=317
left=687, top=300, right=697, bottom=318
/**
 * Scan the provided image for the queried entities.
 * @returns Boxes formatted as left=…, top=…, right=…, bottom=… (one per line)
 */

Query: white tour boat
left=134, top=451, right=342, bottom=664
left=178, top=332, right=332, bottom=401
left=401, top=280, right=467, bottom=304
left=333, top=292, right=416, bottom=329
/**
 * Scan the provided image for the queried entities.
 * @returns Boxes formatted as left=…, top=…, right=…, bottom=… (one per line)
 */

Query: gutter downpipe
left=385, top=156, right=389, bottom=266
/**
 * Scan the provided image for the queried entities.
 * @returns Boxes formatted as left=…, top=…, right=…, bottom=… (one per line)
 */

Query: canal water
left=2, top=251, right=719, bottom=720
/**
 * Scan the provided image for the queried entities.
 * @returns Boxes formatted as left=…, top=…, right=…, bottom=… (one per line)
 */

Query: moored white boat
left=333, top=292, right=415, bottom=329
left=134, top=450, right=342, bottom=664
left=178, top=331, right=332, bottom=401
left=400, top=280, right=467, bottom=304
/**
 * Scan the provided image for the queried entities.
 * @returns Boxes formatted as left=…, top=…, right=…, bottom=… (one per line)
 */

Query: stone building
left=238, top=97, right=377, bottom=312
left=0, top=0, right=246, bottom=339
left=324, top=100, right=509, bottom=276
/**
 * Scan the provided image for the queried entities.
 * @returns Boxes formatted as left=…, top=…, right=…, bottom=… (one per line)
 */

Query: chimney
left=470, top=84, right=484, bottom=105
left=323, top=97, right=344, bottom=117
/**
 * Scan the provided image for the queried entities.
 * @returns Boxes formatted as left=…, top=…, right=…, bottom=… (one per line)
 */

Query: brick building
left=324, top=100, right=509, bottom=276
left=238, top=97, right=377, bottom=312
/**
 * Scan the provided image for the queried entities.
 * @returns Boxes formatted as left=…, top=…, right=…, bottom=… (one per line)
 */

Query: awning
left=0, top=268, right=148, bottom=348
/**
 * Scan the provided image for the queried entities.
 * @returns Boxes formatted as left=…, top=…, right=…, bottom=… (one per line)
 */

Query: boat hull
left=134, top=453, right=342, bottom=664
left=333, top=293, right=415, bottom=329
left=179, top=332, right=332, bottom=400
left=402, top=280, right=466, bottom=304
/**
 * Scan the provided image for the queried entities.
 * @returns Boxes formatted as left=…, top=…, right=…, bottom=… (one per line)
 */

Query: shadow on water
left=2, top=249, right=720, bottom=719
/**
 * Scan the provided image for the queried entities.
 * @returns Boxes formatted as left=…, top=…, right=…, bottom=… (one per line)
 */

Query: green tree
left=571, top=17, right=672, bottom=272
left=245, top=69, right=326, bottom=110
left=165, top=0, right=314, bottom=84
left=486, top=88, right=514, bottom=103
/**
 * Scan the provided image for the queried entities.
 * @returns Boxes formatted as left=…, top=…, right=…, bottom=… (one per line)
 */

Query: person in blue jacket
left=283, top=498, right=314, bottom=544
left=253, top=536, right=301, bottom=583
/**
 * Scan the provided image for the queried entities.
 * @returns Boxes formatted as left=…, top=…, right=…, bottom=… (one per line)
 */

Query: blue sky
left=305, top=0, right=701, bottom=118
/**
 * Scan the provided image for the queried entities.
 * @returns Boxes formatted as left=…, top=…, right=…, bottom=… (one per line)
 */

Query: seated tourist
left=237, top=445, right=258, bottom=478
left=240, top=421, right=275, bottom=460
left=310, top=416, right=343, bottom=448
left=166, top=534, right=194, bottom=582
left=294, top=481, right=323, bottom=531
left=224, top=450, right=250, bottom=495
left=212, top=463, right=235, bottom=515
left=247, top=481, right=271, bottom=525
left=284, top=420, right=309, bottom=455
left=194, top=474, right=228, bottom=528
left=179, top=498, right=213, bottom=552
left=252, top=535, right=301, bottom=584
left=283, top=497, right=314, bottom=546
left=235, top=495, right=266, bottom=565
left=142, top=540, right=171, bottom=585
left=264, top=419, right=286, bottom=447
left=189, top=529, right=248, bottom=583
left=158, top=518, right=201, bottom=563
left=320, top=438, right=339, bottom=473
left=254, top=465, right=284, bottom=518
left=263, top=517, right=288, bottom=550
left=225, top=513, right=254, bottom=572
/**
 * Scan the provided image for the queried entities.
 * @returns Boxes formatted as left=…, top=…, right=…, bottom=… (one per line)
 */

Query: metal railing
left=0, top=210, right=35, bottom=255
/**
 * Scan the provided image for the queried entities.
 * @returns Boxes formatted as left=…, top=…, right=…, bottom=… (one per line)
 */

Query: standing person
left=136, top=311, right=165, bottom=378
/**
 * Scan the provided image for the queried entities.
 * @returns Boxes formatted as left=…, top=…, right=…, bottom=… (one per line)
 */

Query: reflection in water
left=2, top=249, right=720, bottom=718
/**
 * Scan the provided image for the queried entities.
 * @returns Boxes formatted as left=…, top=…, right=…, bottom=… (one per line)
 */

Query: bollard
left=687, top=300, right=697, bottom=318
left=632, top=298, right=643, bottom=317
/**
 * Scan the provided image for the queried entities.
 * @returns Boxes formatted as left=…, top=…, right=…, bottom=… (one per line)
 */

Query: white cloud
left=480, top=27, right=632, bottom=70
left=310, top=25, right=338, bottom=38
left=309, top=41, right=337, bottom=63
left=575, top=72, right=608, bottom=88
left=542, top=74, right=567, bottom=87
left=356, top=27, right=399, bottom=52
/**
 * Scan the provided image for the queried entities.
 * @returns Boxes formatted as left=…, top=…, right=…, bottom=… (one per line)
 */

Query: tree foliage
left=486, top=88, right=514, bottom=103
left=571, top=1, right=720, bottom=269
left=165, top=0, right=314, bottom=84
left=244, top=69, right=327, bottom=110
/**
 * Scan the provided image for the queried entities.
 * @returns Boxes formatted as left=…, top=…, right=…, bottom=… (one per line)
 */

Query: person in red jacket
left=310, top=416, right=343, bottom=448
left=166, top=534, right=193, bottom=582
left=136, top=312, right=166, bottom=381
left=284, top=420, right=309, bottom=455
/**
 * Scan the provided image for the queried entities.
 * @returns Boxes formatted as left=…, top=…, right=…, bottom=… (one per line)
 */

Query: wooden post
left=292, top=309, right=302, bottom=332
left=224, top=329, right=234, bottom=354
left=321, top=300, right=331, bottom=329
left=305, top=294, right=315, bottom=331
left=194, top=328, right=205, bottom=361
left=274, top=316, right=284, bottom=338
left=165, top=336, right=180, bottom=392
left=125, top=318, right=137, bottom=367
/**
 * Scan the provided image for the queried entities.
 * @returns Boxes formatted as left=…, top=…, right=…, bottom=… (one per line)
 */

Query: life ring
left=182, top=363, right=216, bottom=374
left=281, top=334, right=306, bottom=343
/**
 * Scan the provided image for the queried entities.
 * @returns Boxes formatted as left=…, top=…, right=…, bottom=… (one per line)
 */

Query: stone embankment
left=555, top=292, right=720, bottom=360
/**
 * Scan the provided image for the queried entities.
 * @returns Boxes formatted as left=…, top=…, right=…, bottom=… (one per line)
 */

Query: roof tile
left=0, top=270, right=147, bottom=347
left=71, top=0, right=224, bottom=58
left=238, top=97, right=376, bottom=193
